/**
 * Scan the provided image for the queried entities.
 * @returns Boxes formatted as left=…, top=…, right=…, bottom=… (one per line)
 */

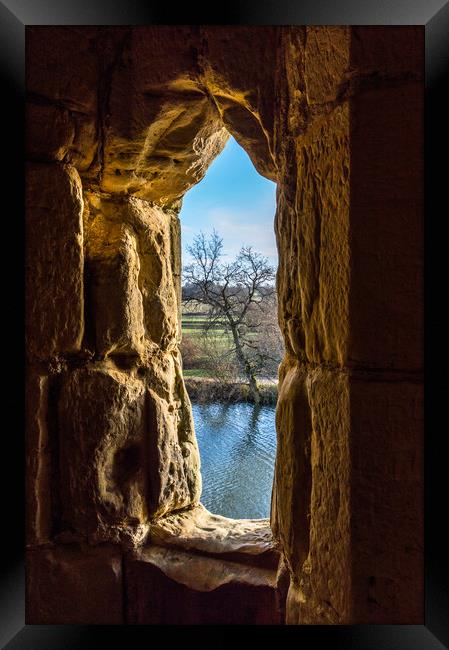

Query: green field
left=181, top=301, right=232, bottom=377
left=182, top=302, right=229, bottom=340
left=182, top=368, right=207, bottom=377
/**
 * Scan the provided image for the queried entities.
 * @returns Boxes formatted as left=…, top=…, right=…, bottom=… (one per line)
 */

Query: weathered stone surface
left=200, top=26, right=278, bottom=181
left=26, top=103, right=75, bottom=161
left=103, top=28, right=229, bottom=205
left=277, top=365, right=423, bottom=625
left=118, top=26, right=200, bottom=90
left=273, top=28, right=423, bottom=623
left=69, top=113, right=98, bottom=172
left=276, top=26, right=351, bottom=368
left=349, top=81, right=424, bottom=371
left=84, top=196, right=146, bottom=358
left=349, top=375, right=424, bottom=623
left=130, top=200, right=182, bottom=351
left=305, top=366, right=351, bottom=624
left=135, top=348, right=201, bottom=522
left=94, top=26, right=278, bottom=204
left=103, top=93, right=228, bottom=205
left=58, top=365, right=150, bottom=544
left=150, top=503, right=278, bottom=568
left=90, top=224, right=145, bottom=357
left=279, top=365, right=351, bottom=625
left=26, top=102, right=98, bottom=172
left=169, top=211, right=182, bottom=338
left=304, top=27, right=350, bottom=107
left=26, top=545, right=123, bottom=624
left=58, top=358, right=201, bottom=540
left=26, top=27, right=99, bottom=114
left=26, top=163, right=84, bottom=359
left=276, top=28, right=308, bottom=144
left=26, top=369, right=52, bottom=545
left=126, top=545, right=282, bottom=624
left=84, top=193, right=181, bottom=356
left=276, top=556, right=291, bottom=622
left=271, top=359, right=312, bottom=578
left=350, top=26, right=424, bottom=82
left=146, top=359, right=202, bottom=517
left=276, top=105, right=350, bottom=366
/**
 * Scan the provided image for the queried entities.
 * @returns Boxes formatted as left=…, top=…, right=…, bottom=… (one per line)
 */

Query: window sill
left=125, top=505, right=283, bottom=623
left=148, top=503, right=279, bottom=570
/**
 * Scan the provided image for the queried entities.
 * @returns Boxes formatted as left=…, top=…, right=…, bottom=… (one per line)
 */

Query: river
left=192, top=402, right=277, bottom=520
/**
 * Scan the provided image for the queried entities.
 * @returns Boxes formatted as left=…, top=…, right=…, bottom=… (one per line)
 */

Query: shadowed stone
left=26, top=545, right=123, bottom=625
left=126, top=545, right=282, bottom=625
left=26, top=163, right=84, bottom=360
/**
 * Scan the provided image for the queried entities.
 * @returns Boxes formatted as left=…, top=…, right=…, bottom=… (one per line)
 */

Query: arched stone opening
left=26, top=26, right=424, bottom=625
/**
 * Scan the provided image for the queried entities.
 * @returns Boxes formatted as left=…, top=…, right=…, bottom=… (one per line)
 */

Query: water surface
left=192, top=402, right=277, bottom=519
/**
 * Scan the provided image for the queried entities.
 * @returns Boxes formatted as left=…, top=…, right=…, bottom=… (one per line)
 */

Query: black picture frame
left=3, top=0, right=448, bottom=647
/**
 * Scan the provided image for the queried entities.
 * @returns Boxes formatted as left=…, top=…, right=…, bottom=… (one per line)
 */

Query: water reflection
left=192, top=402, right=277, bottom=519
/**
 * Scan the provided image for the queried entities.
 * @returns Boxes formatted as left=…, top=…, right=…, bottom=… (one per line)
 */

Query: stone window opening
left=177, top=134, right=280, bottom=522
left=117, top=127, right=286, bottom=623
left=27, top=76, right=285, bottom=621
left=130, top=123, right=284, bottom=623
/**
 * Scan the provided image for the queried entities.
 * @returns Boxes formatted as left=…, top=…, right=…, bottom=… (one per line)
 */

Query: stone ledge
left=129, top=545, right=277, bottom=592
left=149, top=504, right=280, bottom=569
left=126, top=544, right=282, bottom=624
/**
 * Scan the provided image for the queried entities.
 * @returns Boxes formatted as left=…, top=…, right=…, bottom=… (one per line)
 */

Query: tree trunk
left=248, top=372, right=261, bottom=404
left=229, top=321, right=261, bottom=403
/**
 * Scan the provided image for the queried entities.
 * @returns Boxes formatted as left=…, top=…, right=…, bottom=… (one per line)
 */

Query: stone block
left=26, top=163, right=84, bottom=359
left=103, top=90, right=227, bottom=204
left=349, top=375, right=424, bottom=623
left=304, top=26, right=350, bottom=106
left=84, top=194, right=182, bottom=354
left=276, top=103, right=350, bottom=367
left=26, top=102, right=98, bottom=172
left=87, top=221, right=146, bottom=358
left=298, top=366, right=351, bottom=624
left=349, top=81, right=424, bottom=371
left=146, top=377, right=201, bottom=518
left=26, top=103, right=75, bottom=161
left=58, top=365, right=149, bottom=544
left=273, top=363, right=352, bottom=624
left=26, top=27, right=99, bottom=114
left=26, top=369, right=52, bottom=545
left=271, top=359, right=313, bottom=577
left=69, top=112, right=98, bottom=171
left=26, top=545, right=123, bottom=624
left=169, top=212, right=182, bottom=338
left=126, top=545, right=282, bottom=624
left=276, top=366, right=423, bottom=624
left=58, top=358, right=201, bottom=539
left=351, top=26, right=424, bottom=81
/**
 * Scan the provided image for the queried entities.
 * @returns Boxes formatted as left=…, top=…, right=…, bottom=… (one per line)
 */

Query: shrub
left=180, top=334, right=204, bottom=369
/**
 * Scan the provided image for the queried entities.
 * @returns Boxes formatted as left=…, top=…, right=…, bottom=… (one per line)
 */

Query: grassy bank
left=184, top=377, right=278, bottom=405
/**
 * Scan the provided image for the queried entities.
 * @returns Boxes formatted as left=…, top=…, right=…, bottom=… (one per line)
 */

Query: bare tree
left=183, top=231, right=282, bottom=402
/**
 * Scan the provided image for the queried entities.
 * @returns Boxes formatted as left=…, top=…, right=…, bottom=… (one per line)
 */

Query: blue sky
left=179, top=135, right=277, bottom=269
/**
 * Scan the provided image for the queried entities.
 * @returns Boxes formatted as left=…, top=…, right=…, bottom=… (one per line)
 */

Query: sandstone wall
left=26, top=26, right=423, bottom=625
left=272, top=26, right=423, bottom=624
